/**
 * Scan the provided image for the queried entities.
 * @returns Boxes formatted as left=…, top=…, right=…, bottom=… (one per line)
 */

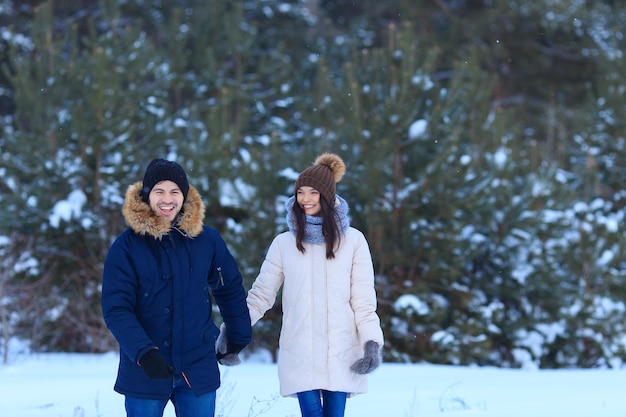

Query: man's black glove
left=350, top=340, right=381, bottom=374
left=216, top=323, right=245, bottom=366
left=139, top=349, right=176, bottom=379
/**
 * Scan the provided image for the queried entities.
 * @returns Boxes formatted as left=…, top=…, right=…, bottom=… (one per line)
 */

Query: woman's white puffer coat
left=247, top=227, right=384, bottom=398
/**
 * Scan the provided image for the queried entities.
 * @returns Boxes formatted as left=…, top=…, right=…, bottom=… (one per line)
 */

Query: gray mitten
left=350, top=340, right=381, bottom=374
left=216, top=323, right=243, bottom=366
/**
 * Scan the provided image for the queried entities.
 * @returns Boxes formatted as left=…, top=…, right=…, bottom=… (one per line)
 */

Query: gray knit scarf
left=285, top=195, right=350, bottom=243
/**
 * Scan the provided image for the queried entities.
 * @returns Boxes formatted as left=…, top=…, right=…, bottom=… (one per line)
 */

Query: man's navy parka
left=102, top=181, right=252, bottom=400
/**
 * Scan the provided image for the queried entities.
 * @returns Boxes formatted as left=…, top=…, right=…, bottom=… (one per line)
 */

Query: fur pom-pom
left=314, top=153, right=346, bottom=183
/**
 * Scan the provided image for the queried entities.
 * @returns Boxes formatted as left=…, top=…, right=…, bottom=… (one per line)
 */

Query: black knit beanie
left=140, top=159, right=190, bottom=203
left=294, top=153, right=346, bottom=204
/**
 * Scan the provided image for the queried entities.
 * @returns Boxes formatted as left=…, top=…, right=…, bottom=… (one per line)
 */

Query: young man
left=102, top=159, right=251, bottom=417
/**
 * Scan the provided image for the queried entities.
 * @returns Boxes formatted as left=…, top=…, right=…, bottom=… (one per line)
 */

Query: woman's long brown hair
left=292, top=195, right=343, bottom=259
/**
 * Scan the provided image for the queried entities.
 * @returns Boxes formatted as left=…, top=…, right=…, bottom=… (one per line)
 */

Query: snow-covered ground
left=1, top=351, right=625, bottom=417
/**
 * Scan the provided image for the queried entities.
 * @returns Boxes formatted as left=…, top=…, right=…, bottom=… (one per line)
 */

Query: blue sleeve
left=101, top=232, right=155, bottom=363
left=207, top=229, right=252, bottom=347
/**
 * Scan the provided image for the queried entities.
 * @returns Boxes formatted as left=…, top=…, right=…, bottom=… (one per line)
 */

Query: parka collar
left=122, top=181, right=205, bottom=239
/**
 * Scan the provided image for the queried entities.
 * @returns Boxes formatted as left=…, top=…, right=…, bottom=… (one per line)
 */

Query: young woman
left=246, top=153, right=384, bottom=417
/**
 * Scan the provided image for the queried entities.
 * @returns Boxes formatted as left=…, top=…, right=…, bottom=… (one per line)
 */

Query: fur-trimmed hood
left=122, top=181, right=205, bottom=239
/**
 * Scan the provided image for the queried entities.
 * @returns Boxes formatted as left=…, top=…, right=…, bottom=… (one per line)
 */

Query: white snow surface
left=0, top=351, right=625, bottom=417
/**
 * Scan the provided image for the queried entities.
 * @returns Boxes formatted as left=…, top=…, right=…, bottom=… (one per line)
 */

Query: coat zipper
left=217, top=267, right=224, bottom=286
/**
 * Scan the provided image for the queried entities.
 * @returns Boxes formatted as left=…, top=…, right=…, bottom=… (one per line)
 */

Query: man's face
left=149, top=180, right=184, bottom=222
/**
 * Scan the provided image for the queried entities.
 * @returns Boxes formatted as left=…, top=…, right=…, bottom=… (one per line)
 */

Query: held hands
left=216, top=323, right=245, bottom=366
left=350, top=340, right=381, bottom=374
left=139, top=349, right=176, bottom=379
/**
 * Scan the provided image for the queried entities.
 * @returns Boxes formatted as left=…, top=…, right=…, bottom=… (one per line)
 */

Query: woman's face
left=296, top=186, right=321, bottom=216
left=149, top=180, right=184, bottom=222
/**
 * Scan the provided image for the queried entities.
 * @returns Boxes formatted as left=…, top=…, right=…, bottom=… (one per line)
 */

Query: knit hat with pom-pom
left=294, top=153, right=346, bottom=203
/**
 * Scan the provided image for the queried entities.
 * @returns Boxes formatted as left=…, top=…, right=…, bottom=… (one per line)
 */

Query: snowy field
left=1, top=351, right=625, bottom=417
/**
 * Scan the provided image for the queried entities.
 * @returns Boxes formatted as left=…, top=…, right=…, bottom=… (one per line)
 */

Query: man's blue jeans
left=297, top=389, right=347, bottom=417
left=125, top=374, right=216, bottom=417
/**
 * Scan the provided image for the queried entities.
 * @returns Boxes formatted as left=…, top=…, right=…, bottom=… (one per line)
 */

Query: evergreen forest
left=1, top=0, right=626, bottom=368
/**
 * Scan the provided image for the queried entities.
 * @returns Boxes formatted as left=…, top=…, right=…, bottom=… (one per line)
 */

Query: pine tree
left=2, top=0, right=185, bottom=351
left=2, top=0, right=626, bottom=367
